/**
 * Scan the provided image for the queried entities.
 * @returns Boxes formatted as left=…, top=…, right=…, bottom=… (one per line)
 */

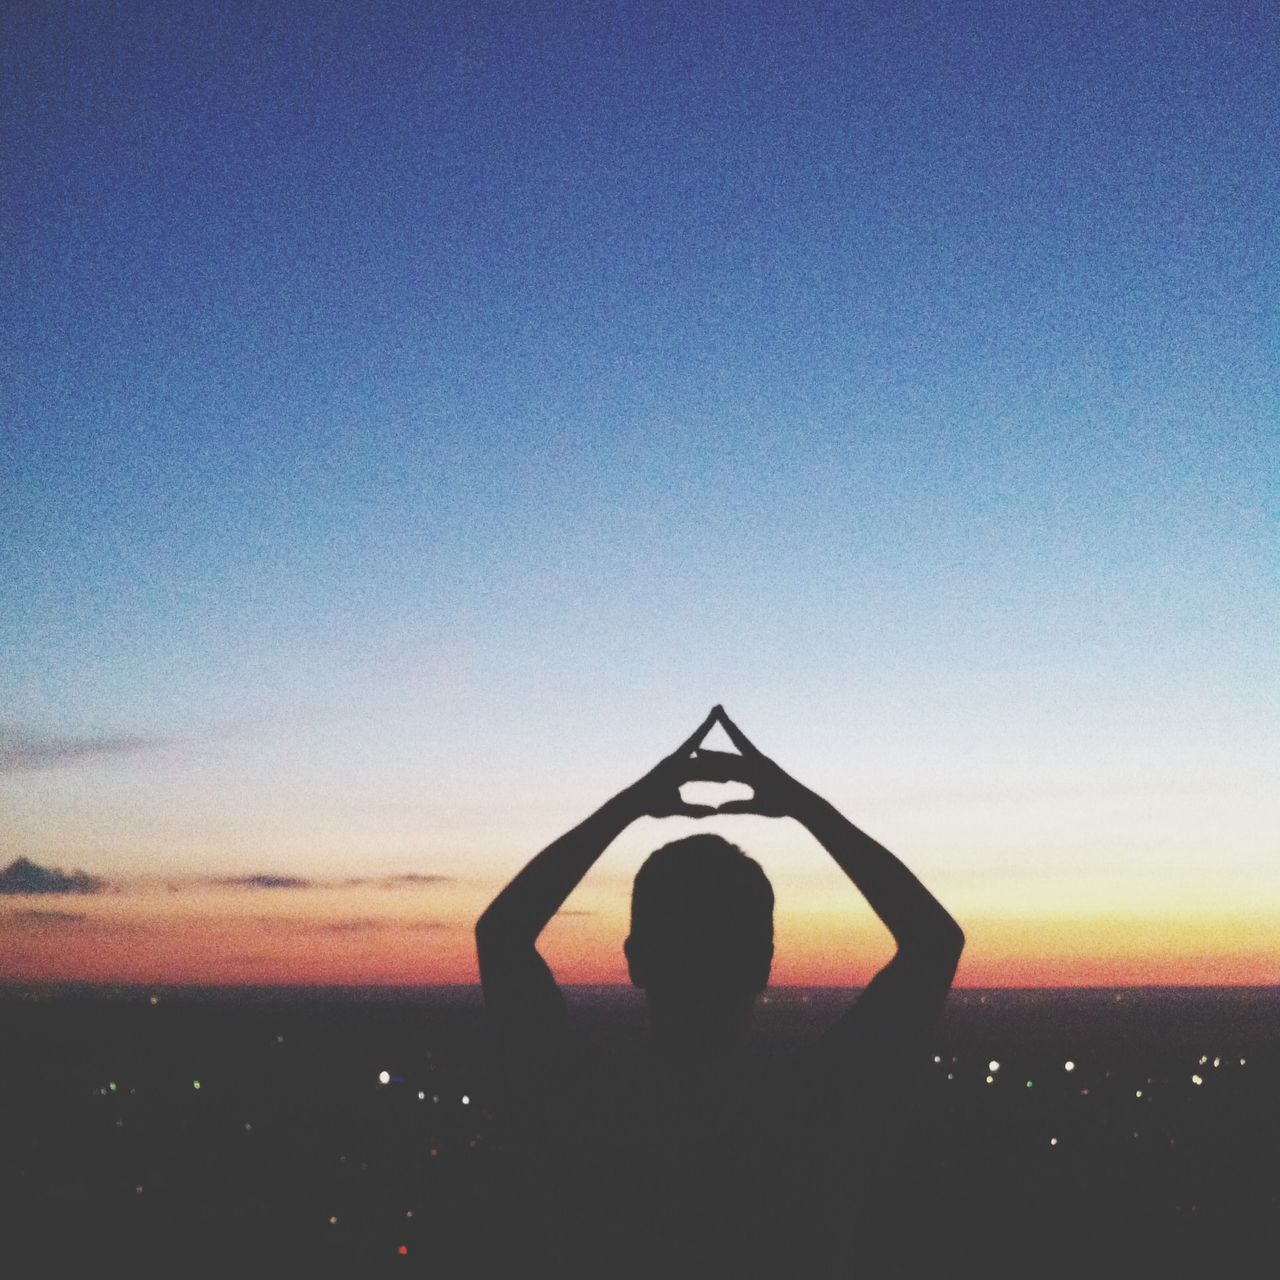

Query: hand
left=621, top=708, right=727, bottom=819
left=691, top=706, right=810, bottom=818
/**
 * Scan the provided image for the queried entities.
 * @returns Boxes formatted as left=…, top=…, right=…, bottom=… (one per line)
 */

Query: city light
left=7, top=985, right=1268, bottom=1266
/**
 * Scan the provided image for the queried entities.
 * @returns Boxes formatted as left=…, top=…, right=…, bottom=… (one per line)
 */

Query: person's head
left=624, top=833, right=774, bottom=1005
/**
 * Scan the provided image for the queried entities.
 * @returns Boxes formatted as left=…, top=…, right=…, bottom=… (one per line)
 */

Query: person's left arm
left=708, top=708, right=964, bottom=1070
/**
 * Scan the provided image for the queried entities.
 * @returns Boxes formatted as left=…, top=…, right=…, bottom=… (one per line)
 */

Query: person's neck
left=645, top=991, right=754, bottom=1062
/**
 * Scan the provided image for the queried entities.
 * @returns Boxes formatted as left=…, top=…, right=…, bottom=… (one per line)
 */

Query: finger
left=714, top=707, right=762, bottom=757
left=686, top=749, right=753, bottom=782
left=670, top=802, right=717, bottom=818
left=672, top=708, right=720, bottom=758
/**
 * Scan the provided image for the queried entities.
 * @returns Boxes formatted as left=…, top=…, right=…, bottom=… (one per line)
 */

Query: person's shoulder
left=490, top=1022, right=610, bottom=1104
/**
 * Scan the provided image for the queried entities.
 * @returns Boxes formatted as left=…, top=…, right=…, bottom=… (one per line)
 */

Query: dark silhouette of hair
left=625, top=833, right=774, bottom=997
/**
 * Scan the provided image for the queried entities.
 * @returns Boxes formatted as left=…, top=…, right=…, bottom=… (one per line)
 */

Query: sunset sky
left=3, top=1, right=1277, bottom=988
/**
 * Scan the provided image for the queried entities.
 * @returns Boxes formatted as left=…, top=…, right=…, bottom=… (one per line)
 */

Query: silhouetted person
left=476, top=707, right=964, bottom=1276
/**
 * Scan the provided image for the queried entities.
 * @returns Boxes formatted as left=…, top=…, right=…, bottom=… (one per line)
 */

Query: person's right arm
left=475, top=710, right=725, bottom=1061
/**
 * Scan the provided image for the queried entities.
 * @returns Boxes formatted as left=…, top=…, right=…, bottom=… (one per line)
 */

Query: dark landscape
left=2, top=985, right=1276, bottom=1275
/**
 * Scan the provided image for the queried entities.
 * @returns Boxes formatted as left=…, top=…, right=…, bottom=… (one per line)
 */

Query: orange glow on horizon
left=3, top=897, right=1277, bottom=988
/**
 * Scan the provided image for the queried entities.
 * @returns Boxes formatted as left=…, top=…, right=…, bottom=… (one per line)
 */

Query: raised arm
left=709, top=707, right=964, bottom=1059
left=475, top=710, right=724, bottom=1056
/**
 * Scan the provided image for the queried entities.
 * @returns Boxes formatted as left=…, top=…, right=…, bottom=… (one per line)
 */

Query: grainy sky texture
left=3, top=1, right=1276, bottom=986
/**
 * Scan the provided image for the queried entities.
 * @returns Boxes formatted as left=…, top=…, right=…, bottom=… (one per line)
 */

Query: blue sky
left=2, top=2, right=1276, bottom=981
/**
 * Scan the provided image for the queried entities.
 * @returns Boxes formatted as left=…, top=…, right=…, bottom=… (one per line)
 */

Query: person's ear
left=749, top=941, right=774, bottom=994
left=624, top=934, right=647, bottom=988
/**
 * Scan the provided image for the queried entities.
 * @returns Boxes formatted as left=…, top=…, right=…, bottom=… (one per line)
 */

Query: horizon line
left=3, top=979, right=1277, bottom=996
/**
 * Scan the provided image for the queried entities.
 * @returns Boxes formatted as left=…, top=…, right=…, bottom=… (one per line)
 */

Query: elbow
left=903, top=915, right=964, bottom=967
left=939, top=917, right=965, bottom=967
left=474, top=908, right=503, bottom=952
left=475, top=904, right=527, bottom=954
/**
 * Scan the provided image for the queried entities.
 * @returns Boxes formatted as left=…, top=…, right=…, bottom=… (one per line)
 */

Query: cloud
left=343, top=873, right=454, bottom=888
left=248, top=916, right=453, bottom=935
left=214, top=874, right=314, bottom=890
left=5, top=908, right=90, bottom=927
left=0, top=857, right=107, bottom=895
left=0, top=726, right=167, bottom=772
left=0, top=907, right=140, bottom=934
left=150, top=871, right=455, bottom=895
left=310, top=918, right=451, bottom=934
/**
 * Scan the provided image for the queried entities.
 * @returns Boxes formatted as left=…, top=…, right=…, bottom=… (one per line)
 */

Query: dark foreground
left=2, top=985, right=1276, bottom=1276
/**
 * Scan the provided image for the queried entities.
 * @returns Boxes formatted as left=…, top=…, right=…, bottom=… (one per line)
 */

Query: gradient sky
left=3, top=0, right=1277, bottom=987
